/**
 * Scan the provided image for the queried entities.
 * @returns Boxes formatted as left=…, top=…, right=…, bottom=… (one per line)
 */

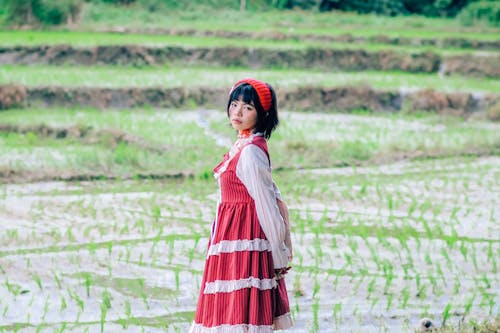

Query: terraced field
left=0, top=4, right=499, bottom=332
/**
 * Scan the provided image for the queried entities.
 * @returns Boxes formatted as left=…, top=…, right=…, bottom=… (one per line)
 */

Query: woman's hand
left=275, top=266, right=291, bottom=279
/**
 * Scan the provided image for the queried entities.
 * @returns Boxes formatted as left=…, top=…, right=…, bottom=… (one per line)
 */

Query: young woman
left=190, top=78, right=293, bottom=332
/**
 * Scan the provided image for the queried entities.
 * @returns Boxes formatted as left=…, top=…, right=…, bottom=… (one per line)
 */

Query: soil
left=1, top=45, right=498, bottom=77
left=18, top=86, right=500, bottom=116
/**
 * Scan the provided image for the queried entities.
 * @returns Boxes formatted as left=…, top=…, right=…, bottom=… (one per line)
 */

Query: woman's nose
left=233, top=104, right=242, bottom=115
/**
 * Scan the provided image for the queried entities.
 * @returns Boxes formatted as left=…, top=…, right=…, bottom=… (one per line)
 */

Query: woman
left=190, top=78, right=293, bottom=332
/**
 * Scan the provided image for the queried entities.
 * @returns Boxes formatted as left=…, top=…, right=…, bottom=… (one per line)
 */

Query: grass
left=69, top=3, right=500, bottom=41
left=0, top=30, right=496, bottom=56
left=1, top=65, right=499, bottom=93
left=0, top=108, right=498, bottom=180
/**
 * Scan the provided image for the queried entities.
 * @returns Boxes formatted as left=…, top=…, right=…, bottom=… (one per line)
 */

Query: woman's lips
left=231, top=119, right=242, bottom=124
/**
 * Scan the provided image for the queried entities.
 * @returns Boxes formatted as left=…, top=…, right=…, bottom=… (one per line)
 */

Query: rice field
left=1, top=66, right=499, bottom=93
left=1, top=4, right=499, bottom=331
left=0, top=31, right=496, bottom=56
left=0, top=108, right=499, bottom=332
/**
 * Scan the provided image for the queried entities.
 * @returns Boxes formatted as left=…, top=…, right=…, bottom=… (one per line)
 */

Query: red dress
left=190, top=135, right=292, bottom=332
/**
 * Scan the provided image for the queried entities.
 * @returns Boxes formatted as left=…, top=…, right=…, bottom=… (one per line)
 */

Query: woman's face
left=228, top=96, right=258, bottom=133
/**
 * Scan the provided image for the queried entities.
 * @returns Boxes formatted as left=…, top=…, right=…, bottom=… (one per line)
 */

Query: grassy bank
left=75, top=3, right=500, bottom=40
left=2, top=65, right=499, bottom=93
left=1, top=108, right=498, bottom=181
left=0, top=31, right=497, bottom=56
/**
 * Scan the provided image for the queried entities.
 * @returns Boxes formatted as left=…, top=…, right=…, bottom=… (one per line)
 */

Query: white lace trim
left=214, top=133, right=263, bottom=179
left=207, top=239, right=271, bottom=257
left=189, top=323, right=273, bottom=333
left=204, top=277, right=277, bottom=294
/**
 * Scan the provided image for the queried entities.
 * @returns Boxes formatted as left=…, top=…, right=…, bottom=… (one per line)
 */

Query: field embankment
left=8, top=86, right=498, bottom=117
left=1, top=45, right=499, bottom=78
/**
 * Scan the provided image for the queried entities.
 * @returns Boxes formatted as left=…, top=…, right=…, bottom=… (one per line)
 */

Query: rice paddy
left=2, top=66, right=499, bottom=93
left=0, top=108, right=499, bottom=332
left=1, top=3, right=499, bottom=331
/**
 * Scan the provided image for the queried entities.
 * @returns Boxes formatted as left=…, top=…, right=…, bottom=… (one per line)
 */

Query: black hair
left=226, top=82, right=279, bottom=139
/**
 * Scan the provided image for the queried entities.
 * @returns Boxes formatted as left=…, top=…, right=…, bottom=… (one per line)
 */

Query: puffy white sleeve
left=236, top=144, right=290, bottom=269
left=273, top=181, right=282, bottom=200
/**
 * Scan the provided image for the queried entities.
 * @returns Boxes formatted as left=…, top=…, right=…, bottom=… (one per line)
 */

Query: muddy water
left=0, top=156, right=498, bottom=332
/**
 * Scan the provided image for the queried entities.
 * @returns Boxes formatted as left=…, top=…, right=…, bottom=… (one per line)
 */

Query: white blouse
left=236, top=144, right=290, bottom=269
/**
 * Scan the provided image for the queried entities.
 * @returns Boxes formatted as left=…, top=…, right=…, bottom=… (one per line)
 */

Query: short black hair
left=226, top=82, right=279, bottom=139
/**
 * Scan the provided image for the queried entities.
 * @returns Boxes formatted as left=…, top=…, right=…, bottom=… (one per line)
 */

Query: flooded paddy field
left=0, top=109, right=498, bottom=332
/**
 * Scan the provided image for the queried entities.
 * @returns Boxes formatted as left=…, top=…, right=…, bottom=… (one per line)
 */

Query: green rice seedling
left=88, top=242, right=98, bottom=255
left=486, top=242, right=493, bottom=262
left=41, top=295, right=50, bottom=321
left=66, top=227, right=76, bottom=242
left=442, top=302, right=452, bottom=327
left=53, top=272, right=62, bottom=289
left=83, top=272, right=92, bottom=297
left=366, top=277, right=376, bottom=299
left=460, top=241, right=468, bottom=261
left=311, top=299, right=319, bottom=333
left=167, top=239, right=175, bottom=265
left=407, top=199, right=417, bottom=217
left=463, top=294, right=475, bottom=320
left=453, top=277, right=461, bottom=295
left=152, top=205, right=161, bottom=224
left=68, top=289, right=84, bottom=312
left=100, top=290, right=112, bottom=333
left=480, top=273, right=491, bottom=289
left=124, top=298, right=132, bottom=318
left=32, top=274, right=43, bottom=290
left=436, top=261, right=446, bottom=285
left=387, top=194, right=393, bottom=212
left=60, top=295, right=67, bottom=312
left=58, top=322, right=67, bottom=333
left=471, top=246, right=479, bottom=271
left=429, top=273, right=438, bottom=294
left=6, top=229, right=19, bottom=241
left=333, top=302, right=342, bottom=326
left=386, top=292, right=393, bottom=311
left=401, top=286, right=410, bottom=309
left=125, top=247, right=131, bottom=263
left=120, top=224, right=129, bottom=236
left=312, top=276, right=320, bottom=299
left=370, top=296, right=380, bottom=310
left=84, top=225, right=92, bottom=238
left=2, top=304, right=8, bottom=316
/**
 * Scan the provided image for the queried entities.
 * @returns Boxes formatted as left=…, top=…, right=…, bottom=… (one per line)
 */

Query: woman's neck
left=238, top=129, right=253, bottom=138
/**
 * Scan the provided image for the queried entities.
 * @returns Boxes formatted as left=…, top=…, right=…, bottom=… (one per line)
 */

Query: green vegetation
left=1, top=1, right=499, bottom=39
left=1, top=65, right=499, bottom=93
left=0, top=2, right=498, bottom=332
left=2, top=30, right=497, bottom=56
left=1, top=108, right=498, bottom=180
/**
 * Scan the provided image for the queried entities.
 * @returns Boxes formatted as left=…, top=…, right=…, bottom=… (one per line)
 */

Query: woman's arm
left=236, top=144, right=290, bottom=269
left=277, top=198, right=293, bottom=261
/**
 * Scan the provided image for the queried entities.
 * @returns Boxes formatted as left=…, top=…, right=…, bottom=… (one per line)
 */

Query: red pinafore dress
left=190, top=136, right=291, bottom=332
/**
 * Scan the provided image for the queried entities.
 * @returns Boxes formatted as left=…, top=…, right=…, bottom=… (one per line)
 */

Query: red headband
left=230, top=78, right=272, bottom=112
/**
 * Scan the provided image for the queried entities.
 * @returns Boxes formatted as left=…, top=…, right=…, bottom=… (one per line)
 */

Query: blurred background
left=0, top=1, right=499, bottom=332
